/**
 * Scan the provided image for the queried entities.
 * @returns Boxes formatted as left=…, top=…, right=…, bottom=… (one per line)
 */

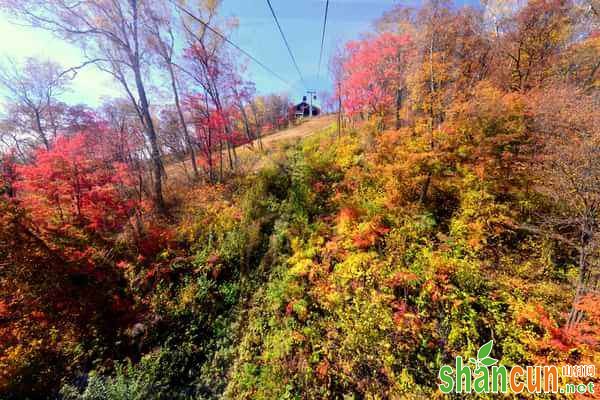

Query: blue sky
left=0, top=0, right=481, bottom=107
left=221, top=0, right=418, bottom=100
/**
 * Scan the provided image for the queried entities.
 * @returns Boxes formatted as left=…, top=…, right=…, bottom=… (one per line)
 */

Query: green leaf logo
left=470, top=340, right=498, bottom=368
left=478, top=340, right=493, bottom=359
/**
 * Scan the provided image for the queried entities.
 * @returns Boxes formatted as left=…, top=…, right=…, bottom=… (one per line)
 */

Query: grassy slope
left=63, top=122, right=580, bottom=400
left=164, top=116, right=336, bottom=190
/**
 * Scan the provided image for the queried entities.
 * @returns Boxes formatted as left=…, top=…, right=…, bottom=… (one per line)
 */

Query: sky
left=220, top=0, right=417, bottom=101
left=0, top=0, right=481, bottom=107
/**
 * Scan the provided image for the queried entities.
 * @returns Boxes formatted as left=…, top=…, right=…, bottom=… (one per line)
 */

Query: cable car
left=294, top=95, right=320, bottom=118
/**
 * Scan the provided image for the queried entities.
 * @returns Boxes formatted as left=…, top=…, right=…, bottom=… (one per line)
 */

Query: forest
left=0, top=0, right=599, bottom=398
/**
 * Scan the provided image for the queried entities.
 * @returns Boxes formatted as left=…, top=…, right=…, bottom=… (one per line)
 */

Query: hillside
left=53, top=121, right=596, bottom=398
left=1, top=0, right=599, bottom=399
left=165, top=116, right=336, bottom=186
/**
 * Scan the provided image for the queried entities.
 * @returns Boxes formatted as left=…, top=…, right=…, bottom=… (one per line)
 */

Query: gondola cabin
left=294, top=96, right=320, bottom=118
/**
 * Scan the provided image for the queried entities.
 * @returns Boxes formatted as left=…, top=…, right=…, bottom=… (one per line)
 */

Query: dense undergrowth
left=45, top=121, right=595, bottom=399
left=1, top=0, right=599, bottom=398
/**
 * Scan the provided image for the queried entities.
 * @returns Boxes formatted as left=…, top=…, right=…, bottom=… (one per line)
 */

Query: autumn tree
left=244, top=93, right=292, bottom=149
left=0, top=0, right=168, bottom=211
left=0, top=151, right=16, bottom=198
left=61, top=104, right=102, bottom=136
left=0, top=180, right=134, bottom=398
left=179, top=1, right=253, bottom=180
left=158, top=106, right=199, bottom=182
left=0, top=57, right=70, bottom=150
left=184, top=42, right=242, bottom=175
left=530, top=85, right=600, bottom=329
left=256, top=93, right=293, bottom=131
left=231, top=76, right=256, bottom=144
left=557, top=1, right=600, bottom=90
left=17, top=129, right=137, bottom=236
left=145, top=2, right=200, bottom=180
left=341, top=33, right=413, bottom=131
left=0, top=110, right=33, bottom=161
left=492, top=0, right=574, bottom=91
left=94, top=99, right=148, bottom=209
left=373, top=2, right=494, bottom=202
left=329, top=45, right=348, bottom=137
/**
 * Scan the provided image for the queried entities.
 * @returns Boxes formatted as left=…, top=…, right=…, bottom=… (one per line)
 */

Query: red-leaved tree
left=341, top=33, right=414, bottom=130
left=184, top=42, right=253, bottom=182
left=16, top=129, right=136, bottom=235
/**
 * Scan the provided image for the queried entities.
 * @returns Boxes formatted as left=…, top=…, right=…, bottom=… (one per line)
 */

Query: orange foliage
left=352, top=218, right=390, bottom=249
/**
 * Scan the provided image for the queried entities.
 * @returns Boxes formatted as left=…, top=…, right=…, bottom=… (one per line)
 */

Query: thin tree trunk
left=395, top=87, right=403, bottom=130
left=33, top=108, right=50, bottom=150
left=231, top=139, right=238, bottom=165
left=239, top=101, right=253, bottom=143
left=167, top=63, right=199, bottom=180
left=226, top=141, right=234, bottom=171
left=250, top=103, right=264, bottom=150
left=567, top=222, right=594, bottom=330
left=219, top=139, right=224, bottom=182
left=130, top=0, right=165, bottom=212
left=338, top=82, right=343, bottom=138
left=420, top=172, right=432, bottom=204
left=421, top=30, right=437, bottom=204
left=133, top=65, right=165, bottom=212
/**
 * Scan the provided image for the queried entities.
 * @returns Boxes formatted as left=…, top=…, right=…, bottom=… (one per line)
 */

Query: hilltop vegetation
left=1, top=0, right=599, bottom=399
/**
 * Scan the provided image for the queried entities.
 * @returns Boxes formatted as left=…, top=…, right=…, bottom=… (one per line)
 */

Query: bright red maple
left=184, top=42, right=253, bottom=180
left=16, top=129, right=136, bottom=234
left=341, top=33, right=413, bottom=122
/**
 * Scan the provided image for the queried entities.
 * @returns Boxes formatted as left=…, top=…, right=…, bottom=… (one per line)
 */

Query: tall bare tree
left=0, top=57, right=70, bottom=150
left=178, top=0, right=243, bottom=173
left=531, top=85, right=600, bottom=329
left=146, top=3, right=200, bottom=180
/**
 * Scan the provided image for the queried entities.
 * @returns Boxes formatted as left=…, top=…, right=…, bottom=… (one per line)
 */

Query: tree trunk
left=130, top=0, right=165, bottom=212
left=132, top=63, right=165, bottom=212
left=226, top=141, right=234, bottom=171
left=420, top=171, right=432, bottom=204
left=338, top=82, right=342, bottom=138
left=421, top=31, right=437, bottom=204
left=567, top=221, right=595, bottom=330
left=250, top=103, right=264, bottom=150
left=33, top=108, right=50, bottom=150
left=206, top=126, right=213, bottom=183
left=219, top=139, right=224, bottom=182
left=167, top=63, right=199, bottom=180
left=395, top=87, right=403, bottom=130
left=239, top=101, right=253, bottom=143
